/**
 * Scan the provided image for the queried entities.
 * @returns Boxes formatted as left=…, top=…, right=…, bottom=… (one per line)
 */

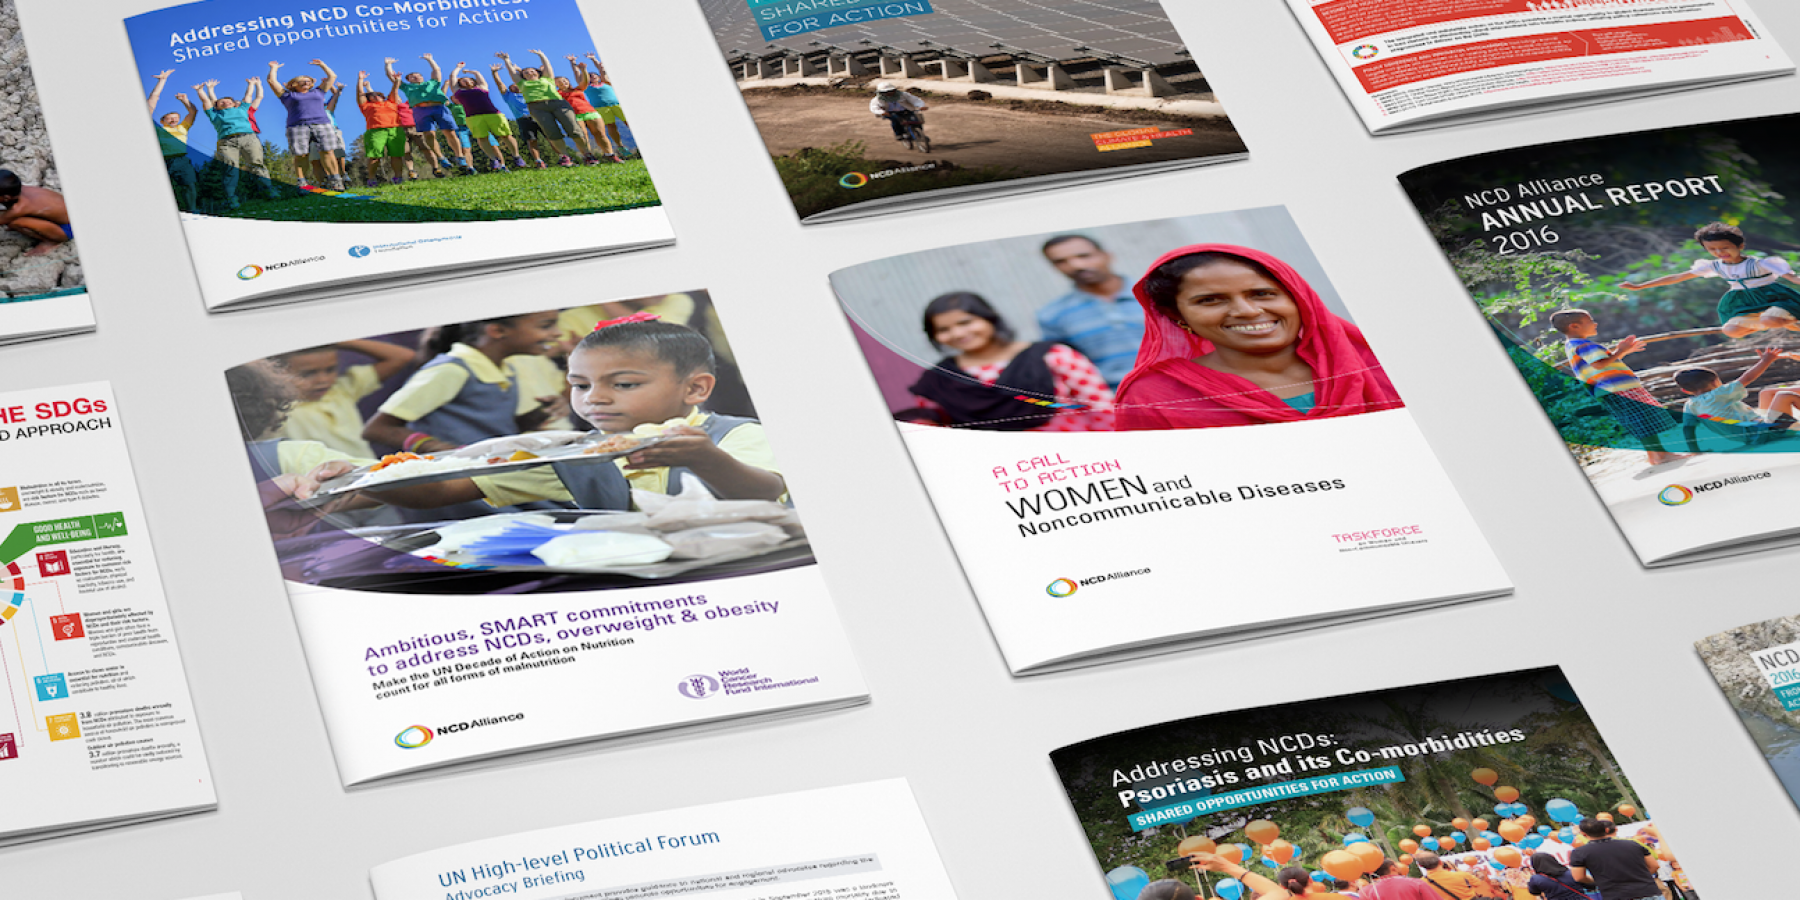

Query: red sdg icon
left=35, top=550, right=69, bottom=577
left=0, top=733, right=15, bottom=760
left=50, top=613, right=83, bottom=641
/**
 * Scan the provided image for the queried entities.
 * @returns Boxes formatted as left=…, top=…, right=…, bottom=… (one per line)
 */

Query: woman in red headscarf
left=1114, top=244, right=1404, bottom=430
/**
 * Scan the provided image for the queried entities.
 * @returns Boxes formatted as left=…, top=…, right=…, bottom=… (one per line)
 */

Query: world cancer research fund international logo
left=677, top=673, right=722, bottom=699
left=1046, top=578, right=1078, bottom=598
left=1352, top=44, right=1380, bottom=60
left=394, top=725, right=434, bottom=749
left=1659, top=485, right=1695, bottom=506
left=838, top=172, right=870, bottom=189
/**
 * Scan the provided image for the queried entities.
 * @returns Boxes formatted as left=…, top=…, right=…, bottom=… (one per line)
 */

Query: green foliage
left=773, top=141, right=1012, bottom=219
left=207, top=161, right=660, bottom=224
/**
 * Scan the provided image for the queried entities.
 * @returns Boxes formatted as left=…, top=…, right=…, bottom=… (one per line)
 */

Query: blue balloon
left=1538, top=826, right=1553, bottom=836
left=1312, top=871, right=1330, bottom=883
left=1482, top=831, right=1502, bottom=845
left=1217, top=878, right=1245, bottom=900
left=1344, top=833, right=1369, bottom=845
left=1488, top=859, right=1505, bottom=870
left=1558, top=827, right=1576, bottom=844
left=1546, top=798, right=1581, bottom=823
left=1262, top=857, right=1279, bottom=869
left=1105, top=866, right=1150, bottom=900
left=1522, top=834, right=1545, bottom=849
left=1451, top=832, right=1466, bottom=844
left=1347, top=806, right=1376, bottom=828
left=1512, top=803, right=1531, bottom=817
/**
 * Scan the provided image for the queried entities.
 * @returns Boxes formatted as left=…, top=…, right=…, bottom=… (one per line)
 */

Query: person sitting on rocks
left=0, top=170, right=71, bottom=257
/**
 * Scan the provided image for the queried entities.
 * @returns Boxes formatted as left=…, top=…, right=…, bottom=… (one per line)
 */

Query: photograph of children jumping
left=832, top=208, right=1406, bottom=433
left=129, top=0, right=656, bottom=223
left=0, top=0, right=86, bottom=309
left=228, top=292, right=811, bottom=596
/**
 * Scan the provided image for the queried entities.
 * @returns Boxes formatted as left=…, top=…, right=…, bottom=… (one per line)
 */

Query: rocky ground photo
left=0, top=0, right=82, bottom=303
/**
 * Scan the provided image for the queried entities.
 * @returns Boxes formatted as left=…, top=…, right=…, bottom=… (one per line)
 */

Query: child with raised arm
left=497, top=50, right=588, bottom=167
left=562, top=57, right=621, bottom=164
left=267, top=59, right=346, bottom=190
left=1549, top=308, right=1686, bottom=468
left=1623, top=222, right=1800, bottom=339
left=493, top=63, right=545, bottom=168
left=356, top=70, right=407, bottom=185
left=242, top=76, right=264, bottom=137
left=1676, top=348, right=1800, bottom=444
left=583, top=53, right=634, bottom=158
left=449, top=62, right=522, bottom=173
left=361, top=311, right=566, bottom=454
left=195, top=79, right=280, bottom=209
left=273, top=339, right=416, bottom=459
left=387, top=53, right=464, bottom=176
left=147, top=70, right=198, bottom=210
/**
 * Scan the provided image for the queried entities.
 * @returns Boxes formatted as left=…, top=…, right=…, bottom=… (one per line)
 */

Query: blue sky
left=128, top=0, right=607, bottom=152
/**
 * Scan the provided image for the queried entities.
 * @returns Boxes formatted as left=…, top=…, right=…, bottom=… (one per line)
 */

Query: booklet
left=225, top=292, right=866, bottom=786
left=0, top=382, right=215, bottom=844
left=829, top=208, right=1510, bottom=674
left=1697, top=614, right=1800, bottom=811
left=1401, top=114, right=1800, bottom=565
left=124, top=0, right=673, bottom=310
left=369, top=779, right=957, bottom=899
left=1052, top=667, right=1691, bottom=900
left=697, top=0, right=1247, bottom=222
left=0, top=0, right=95, bottom=345
left=1285, top=0, right=1793, bottom=135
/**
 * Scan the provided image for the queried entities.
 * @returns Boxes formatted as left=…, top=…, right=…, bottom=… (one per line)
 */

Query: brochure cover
left=1401, top=114, right=1800, bottom=566
left=0, top=382, right=215, bottom=844
left=829, top=209, right=1510, bottom=674
left=225, top=292, right=866, bottom=786
left=1286, top=0, right=1793, bottom=134
left=369, top=779, right=959, bottom=899
left=697, top=0, right=1246, bottom=222
left=0, top=0, right=93, bottom=345
left=1696, top=614, right=1800, bottom=811
left=1052, top=667, right=1693, bottom=900
left=126, top=0, right=673, bottom=310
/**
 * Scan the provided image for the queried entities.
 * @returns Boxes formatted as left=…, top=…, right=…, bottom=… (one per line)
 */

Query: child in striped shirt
left=1549, top=309, right=1684, bottom=466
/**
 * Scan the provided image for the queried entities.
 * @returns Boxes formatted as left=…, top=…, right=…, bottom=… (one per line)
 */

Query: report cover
left=830, top=208, right=1510, bottom=673
left=1052, top=667, right=1691, bottom=900
left=1402, top=114, right=1800, bottom=566
left=0, top=382, right=215, bottom=844
left=1286, top=0, right=1793, bottom=134
left=126, top=0, right=672, bottom=310
left=368, top=779, right=959, bottom=900
left=0, top=0, right=94, bottom=345
left=697, top=0, right=1246, bottom=222
left=1697, top=614, right=1800, bottom=811
left=226, top=292, right=866, bottom=785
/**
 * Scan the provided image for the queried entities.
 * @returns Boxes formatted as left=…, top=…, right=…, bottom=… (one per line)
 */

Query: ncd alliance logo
left=394, top=725, right=433, bottom=749
left=236, top=255, right=326, bottom=280
left=677, top=673, right=722, bottom=699
left=1661, top=472, right=1771, bottom=506
left=395, top=713, right=525, bottom=749
left=838, top=172, right=869, bottom=189
left=1046, top=578, right=1078, bottom=598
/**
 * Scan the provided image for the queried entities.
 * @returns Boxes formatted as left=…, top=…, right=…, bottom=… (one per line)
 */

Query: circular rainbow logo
left=1352, top=44, right=1380, bottom=59
left=237, top=265, right=264, bottom=280
left=839, top=172, right=870, bottom=189
left=1046, top=578, right=1078, bottom=597
left=1658, top=485, right=1694, bottom=506
left=394, top=725, right=434, bottom=749
left=1, top=560, right=23, bottom=628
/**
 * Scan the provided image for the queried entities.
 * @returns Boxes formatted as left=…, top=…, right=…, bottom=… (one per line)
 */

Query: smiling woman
left=1114, top=244, right=1404, bottom=430
left=904, top=291, right=1115, bottom=432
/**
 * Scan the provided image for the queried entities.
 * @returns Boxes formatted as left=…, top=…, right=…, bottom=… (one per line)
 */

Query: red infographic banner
left=1314, top=0, right=1543, bottom=45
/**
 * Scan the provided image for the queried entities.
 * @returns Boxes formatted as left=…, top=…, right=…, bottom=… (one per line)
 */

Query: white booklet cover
left=225, top=292, right=866, bottom=785
left=123, top=0, right=672, bottom=310
left=830, top=208, right=1511, bottom=674
left=369, top=780, right=959, bottom=900
left=0, top=382, right=214, bottom=843
left=1286, top=0, right=1793, bottom=134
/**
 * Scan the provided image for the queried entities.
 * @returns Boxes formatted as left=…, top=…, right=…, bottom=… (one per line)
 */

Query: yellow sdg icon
left=46, top=712, right=80, bottom=741
left=0, top=486, right=19, bottom=513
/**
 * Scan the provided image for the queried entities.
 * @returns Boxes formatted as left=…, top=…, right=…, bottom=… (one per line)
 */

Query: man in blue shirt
left=1036, top=235, right=1144, bottom=388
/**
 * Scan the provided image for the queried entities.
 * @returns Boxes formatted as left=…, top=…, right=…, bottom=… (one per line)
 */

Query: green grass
left=219, top=160, right=661, bottom=224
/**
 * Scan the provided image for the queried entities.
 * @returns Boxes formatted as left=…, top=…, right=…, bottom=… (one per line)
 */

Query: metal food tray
left=309, top=432, right=673, bottom=501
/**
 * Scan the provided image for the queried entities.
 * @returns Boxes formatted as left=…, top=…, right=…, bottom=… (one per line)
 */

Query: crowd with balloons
left=1104, top=768, right=1695, bottom=900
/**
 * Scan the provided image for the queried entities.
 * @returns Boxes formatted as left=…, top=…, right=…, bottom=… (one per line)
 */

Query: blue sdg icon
left=348, top=245, right=372, bottom=258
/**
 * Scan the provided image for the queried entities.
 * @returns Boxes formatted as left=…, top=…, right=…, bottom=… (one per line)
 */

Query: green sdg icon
left=92, top=512, right=127, bottom=537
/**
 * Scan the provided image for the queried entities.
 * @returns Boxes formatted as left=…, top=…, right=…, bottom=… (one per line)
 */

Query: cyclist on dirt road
left=869, top=80, right=928, bottom=142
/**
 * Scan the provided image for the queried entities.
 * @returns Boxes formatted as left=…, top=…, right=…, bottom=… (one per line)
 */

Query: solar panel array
left=700, top=0, right=1187, bottom=66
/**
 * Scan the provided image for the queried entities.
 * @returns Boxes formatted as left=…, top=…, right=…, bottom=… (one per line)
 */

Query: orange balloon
left=1498, top=822, right=1527, bottom=843
left=1245, top=820, right=1280, bottom=846
left=1472, top=768, right=1499, bottom=786
left=1322, top=850, right=1364, bottom=882
left=1494, top=786, right=1520, bottom=803
left=1596, top=813, right=1613, bottom=822
left=1618, top=804, right=1638, bottom=819
left=1217, top=844, right=1244, bottom=864
left=1575, top=836, right=1589, bottom=846
left=1399, top=839, right=1419, bottom=854
left=1177, top=836, right=1216, bottom=857
left=1518, top=815, right=1537, bottom=830
left=1414, top=824, right=1433, bottom=837
left=1546, top=831, right=1563, bottom=844
left=1471, top=819, right=1490, bottom=832
left=1400, top=854, right=1414, bottom=864
left=1451, top=818, right=1469, bottom=830
left=1472, top=838, right=1491, bottom=851
left=1493, top=847, right=1523, bottom=868
left=1269, top=840, right=1297, bottom=864
left=1348, top=841, right=1385, bottom=874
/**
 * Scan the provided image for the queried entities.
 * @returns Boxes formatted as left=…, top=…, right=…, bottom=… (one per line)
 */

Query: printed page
left=830, top=208, right=1509, bottom=673
left=0, top=382, right=214, bottom=843
left=123, top=0, right=672, bottom=309
left=1287, top=0, right=1793, bottom=133
left=225, top=294, right=865, bottom=785
left=1401, top=114, right=1800, bottom=565
left=1696, top=615, right=1800, bottom=810
left=370, top=779, right=957, bottom=900
left=1053, top=667, right=1688, bottom=899
left=695, top=0, right=1245, bottom=221
left=0, top=0, right=94, bottom=344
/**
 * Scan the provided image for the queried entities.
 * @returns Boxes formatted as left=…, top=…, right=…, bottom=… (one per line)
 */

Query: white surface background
left=4, top=0, right=1795, bottom=897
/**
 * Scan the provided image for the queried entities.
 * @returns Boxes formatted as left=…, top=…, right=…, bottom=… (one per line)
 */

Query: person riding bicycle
left=870, top=80, right=927, bottom=141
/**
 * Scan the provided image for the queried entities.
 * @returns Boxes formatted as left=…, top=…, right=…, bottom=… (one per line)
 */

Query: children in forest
left=562, top=56, right=622, bottom=163
left=1549, top=309, right=1686, bottom=468
left=0, top=171, right=72, bottom=256
left=1676, top=347, right=1800, bottom=441
left=356, top=70, right=408, bottom=185
left=266, top=59, right=346, bottom=191
left=497, top=49, right=591, bottom=167
left=1623, top=222, right=1800, bottom=339
left=272, top=339, right=416, bottom=459
left=388, top=53, right=465, bottom=175
left=449, top=62, right=525, bottom=172
left=361, top=311, right=566, bottom=454
left=195, top=78, right=280, bottom=209
left=583, top=53, right=633, bottom=158
left=148, top=69, right=199, bottom=211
